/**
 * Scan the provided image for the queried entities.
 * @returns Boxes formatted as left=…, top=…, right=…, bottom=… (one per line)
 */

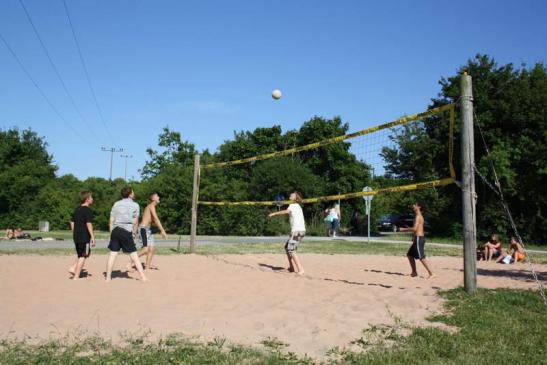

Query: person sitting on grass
left=2, top=228, right=14, bottom=240
left=497, top=237, right=526, bottom=264
left=14, top=227, right=24, bottom=239
left=482, top=233, right=503, bottom=261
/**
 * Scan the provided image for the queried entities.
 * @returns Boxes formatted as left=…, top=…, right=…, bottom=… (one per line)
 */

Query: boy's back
left=73, top=205, right=93, bottom=243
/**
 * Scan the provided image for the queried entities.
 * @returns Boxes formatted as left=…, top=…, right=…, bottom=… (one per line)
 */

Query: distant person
left=481, top=234, right=502, bottom=261
left=2, top=228, right=14, bottom=240
left=268, top=191, right=306, bottom=275
left=351, top=210, right=361, bottom=236
left=68, top=191, right=96, bottom=280
left=129, top=193, right=168, bottom=272
left=14, top=227, right=24, bottom=239
left=324, top=203, right=341, bottom=237
left=497, top=237, right=526, bottom=264
left=105, top=186, right=147, bottom=282
left=399, top=202, right=435, bottom=279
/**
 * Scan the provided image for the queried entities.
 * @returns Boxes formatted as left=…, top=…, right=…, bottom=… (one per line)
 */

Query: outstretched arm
left=268, top=209, right=290, bottom=218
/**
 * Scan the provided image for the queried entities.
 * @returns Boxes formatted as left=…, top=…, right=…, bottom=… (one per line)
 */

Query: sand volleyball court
left=1, top=254, right=544, bottom=357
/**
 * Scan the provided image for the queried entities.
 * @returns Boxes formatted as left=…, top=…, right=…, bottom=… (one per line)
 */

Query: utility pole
left=460, top=72, right=477, bottom=294
left=120, top=154, right=133, bottom=181
left=101, top=147, right=123, bottom=181
left=189, top=154, right=200, bottom=253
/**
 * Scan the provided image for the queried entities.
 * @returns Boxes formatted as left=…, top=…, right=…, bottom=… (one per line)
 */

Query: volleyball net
left=197, top=103, right=456, bottom=206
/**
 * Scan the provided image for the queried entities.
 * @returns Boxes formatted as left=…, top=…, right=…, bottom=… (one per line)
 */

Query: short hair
left=121, top=186, right=133, bottom=198
left=80, top=191, right=92, bottom=204
left=149, top=192, right=159, bottom=202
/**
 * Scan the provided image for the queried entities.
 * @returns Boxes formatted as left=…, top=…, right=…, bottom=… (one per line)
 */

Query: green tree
left=0, top=128, right=57, bottom=229
left=141, top=127, right=196, bottom=179
left=382, top=55, right=547, bottom=243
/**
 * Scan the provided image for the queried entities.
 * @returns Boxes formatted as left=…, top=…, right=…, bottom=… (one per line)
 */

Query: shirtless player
left=399, top=202, right=435, bottom=279
left=131, top=193, right=168, bottom=272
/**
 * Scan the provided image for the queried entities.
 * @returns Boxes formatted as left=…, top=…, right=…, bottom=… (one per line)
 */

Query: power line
left=62, top=0, right=114, bottom=142
left=17, top=0, right=101, bottom=142
left=0, top=31, right=87, bottom=142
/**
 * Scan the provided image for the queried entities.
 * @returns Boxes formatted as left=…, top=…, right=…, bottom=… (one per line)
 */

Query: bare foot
left=297, top=270, right=305, bottom=276
left=427, top=273, right=437, bottom=279
left=105, top=277, right=111, bottom=282
left=141, top=277, right=149, bottom=282
left=125, top=263, right=135, bottom=271
left=68, top=269, right=75, bottom=275
left=410, top=272, right=418, bottom=277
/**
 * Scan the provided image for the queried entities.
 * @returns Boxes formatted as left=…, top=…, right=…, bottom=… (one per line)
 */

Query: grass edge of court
left=0, top=288, right=545, bottom=364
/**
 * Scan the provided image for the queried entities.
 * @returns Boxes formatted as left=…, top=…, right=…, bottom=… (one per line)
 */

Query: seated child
left=482, top=233, right=502, bottom=261
left=497, top=237, right=526, bottom=264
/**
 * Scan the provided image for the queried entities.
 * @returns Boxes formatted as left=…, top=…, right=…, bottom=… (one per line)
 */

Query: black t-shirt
left=72, top=206, right=93, bottom=243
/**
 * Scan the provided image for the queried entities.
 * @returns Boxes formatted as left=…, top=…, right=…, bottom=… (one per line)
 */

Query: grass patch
left=1, top=289, right=545, bottom=364
left=328, top=288, right=547, bottom=364
left=0, top=241, right=464, bottom=258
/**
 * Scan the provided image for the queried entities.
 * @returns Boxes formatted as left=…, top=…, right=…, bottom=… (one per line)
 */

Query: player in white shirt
left=268, top=191, right=306, bottom=275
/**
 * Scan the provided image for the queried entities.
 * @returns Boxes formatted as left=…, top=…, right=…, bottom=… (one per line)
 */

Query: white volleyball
left=272, top=89, right=282, bottom=100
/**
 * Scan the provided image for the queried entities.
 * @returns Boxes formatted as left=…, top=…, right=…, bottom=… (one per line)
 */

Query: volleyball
left=272, top=89, right=282, bottom=100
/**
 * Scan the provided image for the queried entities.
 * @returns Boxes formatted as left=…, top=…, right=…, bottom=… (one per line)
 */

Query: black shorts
left=407, top=236, right=426, bottom=260
left=74, top=242, right=90, bottom=258
left=108, top=227, right=137, bottom=253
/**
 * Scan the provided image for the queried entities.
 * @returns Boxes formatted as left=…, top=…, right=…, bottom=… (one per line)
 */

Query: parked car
left=377, top=214, right=430, bottom=232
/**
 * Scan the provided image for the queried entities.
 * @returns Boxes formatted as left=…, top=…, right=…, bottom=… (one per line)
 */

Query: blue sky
left=1, top=0, right=545, bottom=180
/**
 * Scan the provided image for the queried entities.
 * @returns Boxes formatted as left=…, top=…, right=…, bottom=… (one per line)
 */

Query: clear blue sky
left=1, top=0, right=545, bottom=180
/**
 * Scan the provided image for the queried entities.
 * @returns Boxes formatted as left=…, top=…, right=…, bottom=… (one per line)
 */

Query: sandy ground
left=0, top=254, right=545, bottom=358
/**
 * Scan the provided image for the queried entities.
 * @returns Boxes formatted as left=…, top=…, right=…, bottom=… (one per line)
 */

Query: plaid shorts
left=285, top=231, right=305, bottom=253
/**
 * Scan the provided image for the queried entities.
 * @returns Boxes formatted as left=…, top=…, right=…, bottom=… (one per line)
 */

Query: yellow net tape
left=199, top=177, right=456, bottom=206
left=198, top=104, right=456, bottom=206
left=202, top=103, right=455, bottom=169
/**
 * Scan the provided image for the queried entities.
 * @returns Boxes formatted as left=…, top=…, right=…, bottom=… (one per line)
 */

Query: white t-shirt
left=288, top=203, right=306, bottom=233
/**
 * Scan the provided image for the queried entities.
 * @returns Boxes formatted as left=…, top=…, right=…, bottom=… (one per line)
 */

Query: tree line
left=1, top=55, right=545, bottom=243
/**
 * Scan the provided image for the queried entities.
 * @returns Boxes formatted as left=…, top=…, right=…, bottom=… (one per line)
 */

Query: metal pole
left=460, top=72, right=477, bottom=294
left=367, top=210, right=370, bottom=243
left=101, top=147, right=123, bottom=181
left=120, top=154, right=133, bottom=181
left=189, top=154, right=200, bottom=253
left=109, top=150, right=114, bottom=180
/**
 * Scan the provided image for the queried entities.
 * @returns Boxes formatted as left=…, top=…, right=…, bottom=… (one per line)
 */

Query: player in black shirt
left=68, top=191, right=96, bottom=280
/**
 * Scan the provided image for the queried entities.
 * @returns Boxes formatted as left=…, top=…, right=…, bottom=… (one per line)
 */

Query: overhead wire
left=61, top=0, right=114, bottom=143
left=0, top=31, right=87, bottom=142
left=17, top=0, right=101, bottom=142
